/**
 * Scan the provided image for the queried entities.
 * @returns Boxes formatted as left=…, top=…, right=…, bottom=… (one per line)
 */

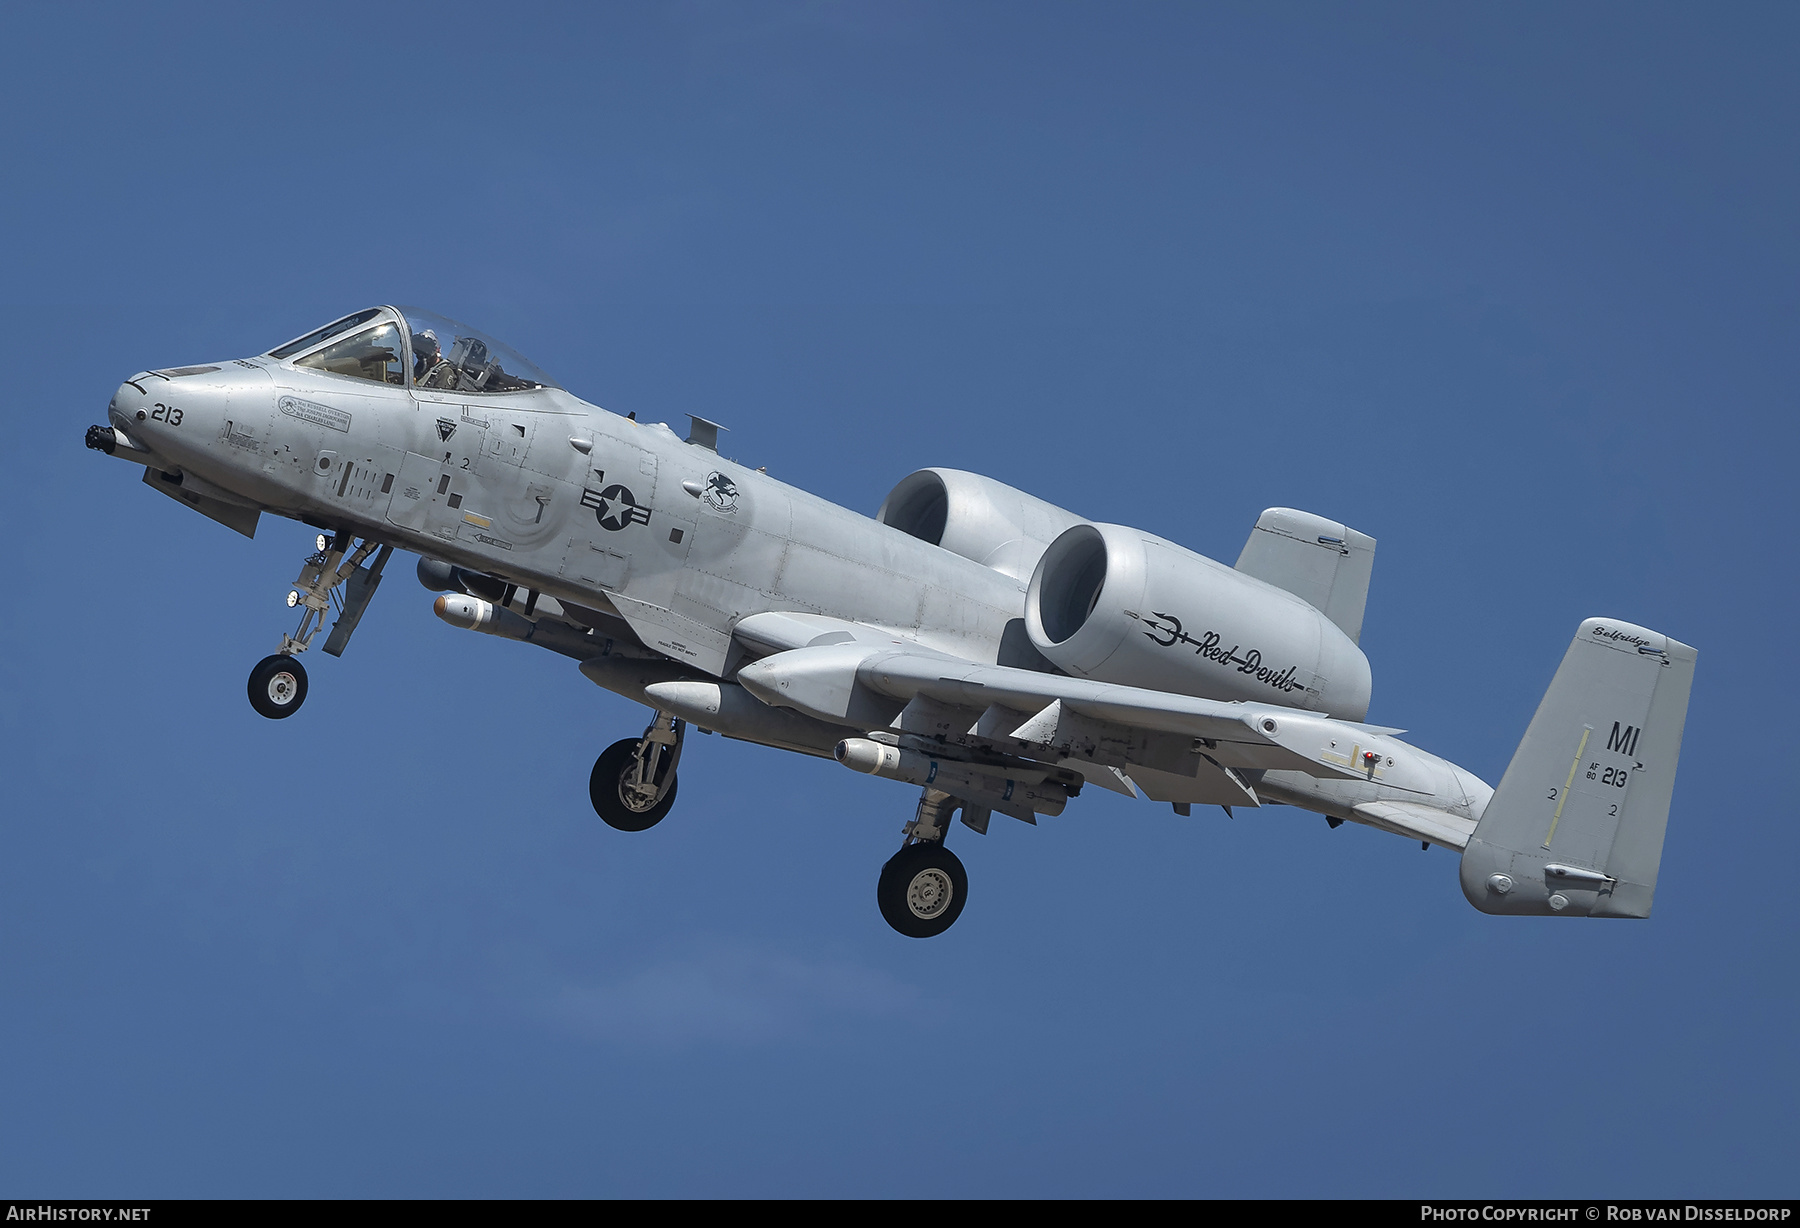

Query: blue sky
left=1, top=2, right=1794, bottom=1196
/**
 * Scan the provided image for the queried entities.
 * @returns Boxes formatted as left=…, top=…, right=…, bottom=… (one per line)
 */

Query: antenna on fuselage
left=686, top=415, right=727, bottom=452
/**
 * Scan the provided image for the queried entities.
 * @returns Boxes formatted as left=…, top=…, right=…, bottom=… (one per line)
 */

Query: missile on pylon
left=833, top=737, right=1071, bottom=818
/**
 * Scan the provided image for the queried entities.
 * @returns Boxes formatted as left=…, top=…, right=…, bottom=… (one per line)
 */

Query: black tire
left=877, top=843, right=968, bottom=938
left=248, top=654, right=308, bottom=719
left=589, top=738, right=678, bottom=832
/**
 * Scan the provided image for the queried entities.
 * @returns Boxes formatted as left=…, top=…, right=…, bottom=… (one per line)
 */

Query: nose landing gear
left=590, top=711, right=685, bottom=831
left=247, top=532, right=391, bottom=719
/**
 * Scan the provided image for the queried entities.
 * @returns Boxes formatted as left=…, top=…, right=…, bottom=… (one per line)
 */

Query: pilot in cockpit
left=400, top=309, right=556, bottom=394
left=411, top=328, right=441, bottom=383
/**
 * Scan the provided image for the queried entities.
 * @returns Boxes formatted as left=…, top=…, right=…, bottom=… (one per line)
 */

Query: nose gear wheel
left=247, top=654, right=308, bottom=719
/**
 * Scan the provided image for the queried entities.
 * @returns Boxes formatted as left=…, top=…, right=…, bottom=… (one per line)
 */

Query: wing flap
left=1067, top=762, right=1139, bottom=797
left=1131, top=759, right=1262, bottom=807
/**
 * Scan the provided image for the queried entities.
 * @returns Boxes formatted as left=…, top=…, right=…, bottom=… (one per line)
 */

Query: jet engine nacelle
left=1025, top=523, right=1372, bottom=720
left=877, top=468, right=1087, bottom=583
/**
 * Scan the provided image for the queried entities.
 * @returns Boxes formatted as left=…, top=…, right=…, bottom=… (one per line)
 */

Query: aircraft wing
left=730, top=614, right=1368, bottom=790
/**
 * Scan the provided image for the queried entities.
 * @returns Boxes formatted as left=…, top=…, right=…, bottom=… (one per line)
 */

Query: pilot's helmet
left=414, top=328, right=441, bottom=360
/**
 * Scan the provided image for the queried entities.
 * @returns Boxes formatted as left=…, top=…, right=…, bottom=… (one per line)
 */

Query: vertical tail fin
left=1461, top=618, right=1696, bottom=918
left=1234, top=508, right=1376, bottom=644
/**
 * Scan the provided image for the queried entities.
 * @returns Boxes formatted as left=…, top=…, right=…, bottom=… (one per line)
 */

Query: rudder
left=1461, top=618, right=1696, bottom=918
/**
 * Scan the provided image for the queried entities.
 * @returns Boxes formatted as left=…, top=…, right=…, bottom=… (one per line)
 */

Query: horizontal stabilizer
left=1460, top=618, right=1696, bottom=918
left=1235, top=508, right=1374, bottom=644
left=1352, top=800, right=1477, bottom=852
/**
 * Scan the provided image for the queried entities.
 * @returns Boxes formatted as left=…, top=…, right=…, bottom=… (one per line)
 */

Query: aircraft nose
left=107, top=377, right=149, bottom=427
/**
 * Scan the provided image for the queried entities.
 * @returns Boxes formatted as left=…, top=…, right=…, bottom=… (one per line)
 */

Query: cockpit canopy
left=266, top=306, right=560, bottom=394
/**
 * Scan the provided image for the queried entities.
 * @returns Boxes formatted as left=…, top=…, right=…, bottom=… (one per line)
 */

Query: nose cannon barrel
left=84, top=424, right=159, bottom=464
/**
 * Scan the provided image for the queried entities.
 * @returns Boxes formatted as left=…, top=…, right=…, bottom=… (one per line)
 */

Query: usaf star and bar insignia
left=580, top=474, right=652, bottom=532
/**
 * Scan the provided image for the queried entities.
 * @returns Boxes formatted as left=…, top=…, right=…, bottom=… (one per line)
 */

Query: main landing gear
left=248, top=531, right=392, bottom=720
left=877, top=789, right=969, bottom=939
left=583, top=722, right=971, bottom=937
left=590, top=711, right=685, bottom=831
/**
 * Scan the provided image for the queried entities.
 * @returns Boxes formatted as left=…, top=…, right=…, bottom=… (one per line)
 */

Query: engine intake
left=878, top=468, right=1086, bottom=582
left=1025, top=523, right=1372, bottom=719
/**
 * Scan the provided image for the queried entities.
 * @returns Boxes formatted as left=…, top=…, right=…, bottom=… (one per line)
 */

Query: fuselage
left=106, top=306, right=1493, bottom=839
left=110, top=346, right=1028, bottom=672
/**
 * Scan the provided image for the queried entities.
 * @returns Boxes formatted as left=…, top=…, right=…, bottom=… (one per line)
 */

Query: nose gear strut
left=279, top=532, right=391, bottom=659
left=248, top=531, right=392, bottom=719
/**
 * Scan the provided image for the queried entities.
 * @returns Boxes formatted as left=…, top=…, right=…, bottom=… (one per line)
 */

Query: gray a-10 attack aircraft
left=87, top=306, right=1697, bottom=936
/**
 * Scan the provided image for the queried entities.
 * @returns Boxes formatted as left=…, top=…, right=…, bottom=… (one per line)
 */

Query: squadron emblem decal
left=436, top=418, right=457, bottom=442
left=581, top=482, right=653, bottom=532
left=1136, top=611, right=1308, bottom=695
left=278, top=396, right=351, bottom=432
left=700, top=471, right=739, bottom=514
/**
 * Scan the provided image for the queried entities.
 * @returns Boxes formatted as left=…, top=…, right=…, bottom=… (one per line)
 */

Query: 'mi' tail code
left=1460, top=618, right=1695, bottom=918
